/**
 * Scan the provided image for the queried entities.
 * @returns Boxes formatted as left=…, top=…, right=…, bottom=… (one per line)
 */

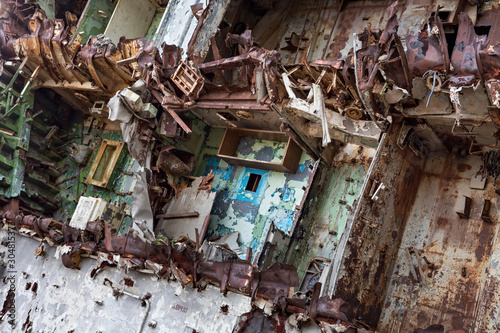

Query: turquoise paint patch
left=203, top=156, right=232, bottom=181
left=281, top=188, right=295, bottom=202
left=249, top=235, right=261, bottom=252
left=235, top=168, right=269, bottom=204
left=267, top=206, right=295, bottom=233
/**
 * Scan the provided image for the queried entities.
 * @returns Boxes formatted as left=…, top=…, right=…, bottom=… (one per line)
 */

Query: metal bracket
left=456, top=196, right=472, bottom=219
left=481, top=199, right=493, bottom=223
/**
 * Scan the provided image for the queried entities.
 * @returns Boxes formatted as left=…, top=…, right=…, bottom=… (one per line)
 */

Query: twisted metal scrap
left=478, top=151, right=500, bottom=180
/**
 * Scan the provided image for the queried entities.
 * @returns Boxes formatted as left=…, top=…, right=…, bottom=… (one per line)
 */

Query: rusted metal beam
left=163, top=106, right=192, bottom=134
left=198, top=52, right=261, bottom=72
left=116, top=56, right=138, bottom=66
left=314, top=59, right=343, bottom=69
left=158, top=212, right=199, bottom=219
left=150, top=89, right=192, bottom=134
left=210, top=36, right=229, bottom=88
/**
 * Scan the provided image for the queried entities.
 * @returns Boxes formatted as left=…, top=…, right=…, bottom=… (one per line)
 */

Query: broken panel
left=70, top=196, right=124, bottom=232
left=155, top=176, right=216, bottom=242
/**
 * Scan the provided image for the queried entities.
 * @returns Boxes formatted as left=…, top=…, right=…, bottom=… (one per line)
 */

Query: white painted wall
left=0, top=230, right=252, bottom=332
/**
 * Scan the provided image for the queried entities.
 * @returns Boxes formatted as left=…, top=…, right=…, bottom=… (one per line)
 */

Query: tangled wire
left=478, top=151, right=500, bottom=180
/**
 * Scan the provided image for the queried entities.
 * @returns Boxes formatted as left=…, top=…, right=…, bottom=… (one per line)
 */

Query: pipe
left=426, top=71, right=437, bottom=107
left=137, top=297, right=151, bottom=333
left=115, top=289, right=151, bottom=333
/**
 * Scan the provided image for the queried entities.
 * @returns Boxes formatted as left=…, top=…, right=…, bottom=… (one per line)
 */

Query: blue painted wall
left=194, top=127, right=315, bottom=258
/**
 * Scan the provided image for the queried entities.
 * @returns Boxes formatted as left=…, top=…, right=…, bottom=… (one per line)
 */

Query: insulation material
left=130, top=169, right=155, bottom=231
left=108, top=80, right=155, bottom=230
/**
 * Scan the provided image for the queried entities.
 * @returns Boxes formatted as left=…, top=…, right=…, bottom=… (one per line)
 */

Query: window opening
left=245, top=173, right=261, bottom=192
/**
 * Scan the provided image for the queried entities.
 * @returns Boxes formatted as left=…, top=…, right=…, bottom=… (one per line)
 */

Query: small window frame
left=245, top=173, right=262, bottom=192
left=86, top=139, right=124, bottom=188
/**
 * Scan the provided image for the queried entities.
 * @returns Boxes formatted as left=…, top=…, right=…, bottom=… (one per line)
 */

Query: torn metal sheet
left=1, top=9, right=152, bottom=112
left=283, top=77, right=381, bottom=147
left=108, top=80, right=156, bottom=167
left=1, top=207, right=366, bottom=331
left=187, top=0, right=232, bottom=61
left=0, top=229, right=255, bottom=333
left=153, top=0, right=207, bottom=55
left=155, top=176, right=216, bottom=242
left=130, top=169, right=155, bottom=231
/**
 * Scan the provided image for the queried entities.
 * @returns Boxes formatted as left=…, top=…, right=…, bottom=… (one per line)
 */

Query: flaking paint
left=194, top=127, right=314, bottom=260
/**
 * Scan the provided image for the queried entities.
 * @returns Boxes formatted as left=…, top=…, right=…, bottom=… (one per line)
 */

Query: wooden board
left=217, top=128, right=302, bottom=173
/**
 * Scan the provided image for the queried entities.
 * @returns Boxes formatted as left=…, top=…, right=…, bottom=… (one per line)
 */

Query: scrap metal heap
left=0, top=208, right=361, bottom=331
left=0, top=0, right=499, bottom=332
left=2, top=1, right=499, bottom=161
left=0, top=6, right=152, bottom=111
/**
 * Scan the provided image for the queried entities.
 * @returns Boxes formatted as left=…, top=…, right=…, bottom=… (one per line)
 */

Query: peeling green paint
left=235, top=138, right=286, bottom=162
left=0, top=71, right=34, bottom=200
left=76, top=0, right=118, bottom=44
left=37, top=0, right=56, bottom=19
left=291, top=162, right=368, bottom=279
left=0, top=81, right=139, bottom=227
left=146, top=10, right=165, bottom=41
